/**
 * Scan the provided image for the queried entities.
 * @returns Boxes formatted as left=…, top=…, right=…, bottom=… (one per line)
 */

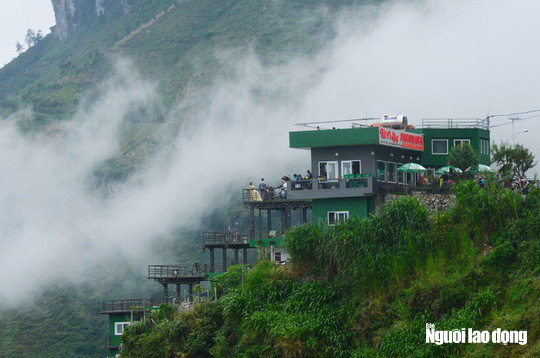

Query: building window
left=454, top=139, right=471, bottom=148
left=115, top=322, right=130, bottom=336
left=397, top=163, right=404, bottom=184
left=328, top=211, right=349, bottom=225
left=341, top=160, right=361, bottom=176
left=377, top=161, right=386, bottom=181
left=319, top=161, right=338, bottom=179
left=387, top=162, right=397, bottom=183
left=432, top=139, right=448, bottom=155
left=480, top=138, right=489, bottom=155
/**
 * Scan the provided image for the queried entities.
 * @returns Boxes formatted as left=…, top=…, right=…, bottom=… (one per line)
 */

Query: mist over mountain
left=1, top=0, right=540, bottom=356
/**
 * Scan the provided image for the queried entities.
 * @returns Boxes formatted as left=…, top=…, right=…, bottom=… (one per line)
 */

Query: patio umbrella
left=436, top=166, right=462, bottom=175
left=465, top=164, right=495, bottom=173
left=398, top=163, right=427, bottom=173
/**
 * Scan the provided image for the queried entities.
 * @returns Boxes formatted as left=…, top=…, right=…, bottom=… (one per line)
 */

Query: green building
left=287, top=118, right=490, bottom=224
left=101, top=298, right=166, bottom=357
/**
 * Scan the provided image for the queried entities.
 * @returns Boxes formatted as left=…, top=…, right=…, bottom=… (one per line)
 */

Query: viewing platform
left=202, top=231, right=250, bottom=248
left=148, top=264, right=208, bottom=283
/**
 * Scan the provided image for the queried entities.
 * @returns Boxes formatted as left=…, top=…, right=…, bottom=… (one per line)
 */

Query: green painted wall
left=107, top=313, right=131, bottom=356
left=289, top=127, right=379, bottom=148
left=312, top=197, right=374, bottom=223
left=411, top=128, right=490, bottom=167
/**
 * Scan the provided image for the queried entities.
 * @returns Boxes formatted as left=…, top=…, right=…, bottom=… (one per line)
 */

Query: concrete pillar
left=209, top=248, right=215, bottom=273
left=267, top=209, right=272, bottom=232
left=302, top=208, right=308, bottom=223
left=188, top=284, right=193, bottom=302
left=176, top=284, right=181, bottom=299
left=222, top=248, right=227, bottom=272
left=234, top=249, right=239, bottom=264
left=243, top=248, right=248, bottom=265
left=162, top=283, right=168, bottom=299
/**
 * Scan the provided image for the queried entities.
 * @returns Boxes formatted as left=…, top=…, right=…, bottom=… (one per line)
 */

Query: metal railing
left=203, top=231, right=249, bottom=245
left=102, top=298, right=167, bottom=312
left=421, top=118, right=489, bottom=130
left=148, top=264, right=208, bottom=279
left=318, top=179, right=340, bottom=189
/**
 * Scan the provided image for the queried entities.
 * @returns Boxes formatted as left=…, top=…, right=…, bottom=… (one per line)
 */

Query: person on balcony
left=249, top=182, right=262, bottom=201
left=307, top=170, right=313, bottom=179
left=259, top=178, right=267, bottom=200
left=279, top=180, right=288, bottom=199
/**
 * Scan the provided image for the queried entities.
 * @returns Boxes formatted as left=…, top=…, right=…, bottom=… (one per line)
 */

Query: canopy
left=465, top=164, right=496, bottom=173
left=436, top=166, right=463, bottom=175
left=398, top=163, right=427, bottom=173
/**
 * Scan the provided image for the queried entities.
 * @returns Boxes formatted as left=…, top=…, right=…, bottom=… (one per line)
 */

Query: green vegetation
left=122, top=183, right=540, bottom=357
left=447, top=142, right=480, bottom=172
left=492, top=142, right=537, bottom=184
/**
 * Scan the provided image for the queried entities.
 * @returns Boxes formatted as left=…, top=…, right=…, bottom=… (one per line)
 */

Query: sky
left=0, top=0, right=55, bottom=67
left=0, top=0, right=539, bottom=305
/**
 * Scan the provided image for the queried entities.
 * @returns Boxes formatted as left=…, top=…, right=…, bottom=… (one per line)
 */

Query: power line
left=488, top=109, right=540, bottom=119
left=490, top=114, right=540, bottom=128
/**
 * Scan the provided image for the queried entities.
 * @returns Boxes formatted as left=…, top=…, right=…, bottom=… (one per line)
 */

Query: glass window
left=319, top=161, right=338, bottom=179
left=454, top=139, right=471, bottom=147
left=397, top=163, right=404, bottom=184
left=387, top=162, right=397, bottom=183
left=328, top=211, right=349, bottom=225
left=341, top=160, right=361, bottom=176
left=432, top=139, right=448, bottom=155
left=377, top=161, right=386, bottom=181
left=115, top=322, right=130, bottom=336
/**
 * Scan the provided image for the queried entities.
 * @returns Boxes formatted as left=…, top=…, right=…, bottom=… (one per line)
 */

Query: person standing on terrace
left=259, top=178, right=267, bottom=200
left=307, top=170, right=313, bottom=179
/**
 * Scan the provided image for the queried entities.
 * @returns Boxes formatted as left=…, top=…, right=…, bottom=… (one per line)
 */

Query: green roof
left=289, top=127, right=379, bottom=148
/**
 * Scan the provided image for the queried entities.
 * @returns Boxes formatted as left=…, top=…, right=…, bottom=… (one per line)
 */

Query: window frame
left=115, top=322, right=130, bottom=336
left=376, top=160, right=387, bottom=181
left=327, top=211, right=349, bottom=225
left=386, top=161, right=397, bottom=183
left=318, top=161, right=339, bottom=179
left=431, top=139, right=449, bottom=155
left=397, top=163, right=404, bottom=184
left=453, top=139, right=471, bottom=148
left=341, top=160, right=362, bottom=177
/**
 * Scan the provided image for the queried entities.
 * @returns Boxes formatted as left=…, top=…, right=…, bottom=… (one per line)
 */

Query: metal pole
left=243, top=248, right=248, bottom=265
left=267, top=209, right=272, bottom=232
left=176, top=284, right=181, bottom=300
left=250, top=206, right=255, bottom=239
left=234, top=249, right=239, bottom=264
left=259, top=209, right=262, bottom=239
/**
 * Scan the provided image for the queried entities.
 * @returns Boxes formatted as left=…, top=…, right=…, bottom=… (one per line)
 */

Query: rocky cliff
left=51, top=0, right=132, bottom=39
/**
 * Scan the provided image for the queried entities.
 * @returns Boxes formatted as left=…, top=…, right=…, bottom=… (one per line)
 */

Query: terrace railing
left=203, top=231, right=249, bottom=246
left=148, top=264, right=208, bottom=279
left=421, top=118, right=489, bottom=130
left=102, top=298, right=167, bottom=312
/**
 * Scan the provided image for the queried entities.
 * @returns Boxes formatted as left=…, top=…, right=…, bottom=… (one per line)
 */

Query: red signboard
left=379, top=128, right=424, bottom=151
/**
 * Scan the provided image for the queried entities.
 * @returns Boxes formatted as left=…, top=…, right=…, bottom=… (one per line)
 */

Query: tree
left=25, top=29, right=36, bottom=47
left=15, top=41, right=25, bottom=54
left=492, top=142, right=536, bottom=184
left=447, top=142, right=479, bottom=171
